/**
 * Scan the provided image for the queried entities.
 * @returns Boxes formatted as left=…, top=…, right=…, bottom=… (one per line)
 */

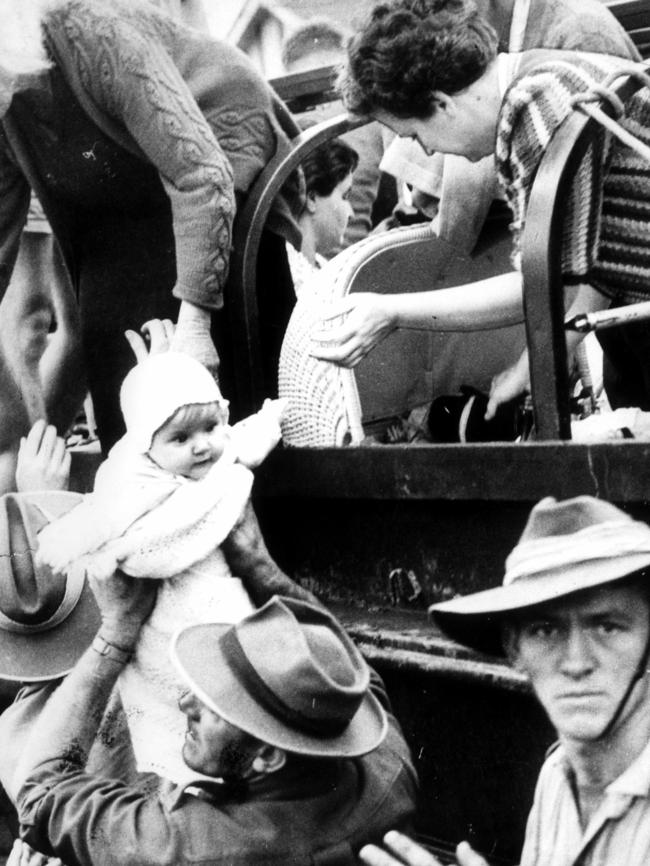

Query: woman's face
left=374, top=96, right=497, bottom=163
left=310, top=172, right=354, bottom=258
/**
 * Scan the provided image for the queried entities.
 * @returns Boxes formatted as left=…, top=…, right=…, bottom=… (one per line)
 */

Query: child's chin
left=187, top=463, right=213, bottom=480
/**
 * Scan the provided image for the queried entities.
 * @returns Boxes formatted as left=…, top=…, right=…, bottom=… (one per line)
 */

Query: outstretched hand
left=485, top=349, right=530, bottom=421
left=360, top=832, right=490, bottom=866
left=310, top=294, right=396, bottom=367
left=88, top=566, right=157, bottom=649
left=15, top=419, right=71, bottom=492
left=7, top=839, right=62, bottom=866
left=125, top=318, right=176, bottom=364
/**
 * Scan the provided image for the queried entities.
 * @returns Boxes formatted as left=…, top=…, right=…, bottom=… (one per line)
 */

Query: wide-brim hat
left=429, top=496, right=650, bottom=656
left=171, top=596, right=388, bottom=758
left=0, top=491, right=101, bottom=681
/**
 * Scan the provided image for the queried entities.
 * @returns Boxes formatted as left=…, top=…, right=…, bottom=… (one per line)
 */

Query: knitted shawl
left=496, top=54, right=650, bottom=303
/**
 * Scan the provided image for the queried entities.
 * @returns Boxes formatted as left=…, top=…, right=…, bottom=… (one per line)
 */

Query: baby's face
left=149, top=404, right=228, bottom=480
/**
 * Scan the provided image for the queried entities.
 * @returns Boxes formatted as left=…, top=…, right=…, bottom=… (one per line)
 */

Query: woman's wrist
left=381, top=295, right=400, bottom=330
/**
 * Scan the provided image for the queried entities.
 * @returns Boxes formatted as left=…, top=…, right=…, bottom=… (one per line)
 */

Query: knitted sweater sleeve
left=48, top=2, right=234, bottom=309
left=495, top=58, right=611, bottom=281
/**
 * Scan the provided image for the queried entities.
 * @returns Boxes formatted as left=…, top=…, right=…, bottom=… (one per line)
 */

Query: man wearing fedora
left=360, top=495, right=650, bottom=866
left=0, top=493, right=416, bottom=866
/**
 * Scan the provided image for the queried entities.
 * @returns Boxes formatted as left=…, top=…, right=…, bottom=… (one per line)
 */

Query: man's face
left=506, top=584, right=650, bottom=742
left=179, top=690, right=261, bottom=780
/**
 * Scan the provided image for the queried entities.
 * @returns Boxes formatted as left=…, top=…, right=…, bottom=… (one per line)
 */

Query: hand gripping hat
left=119, top=352, right=229, bottom=453
left=171, top=596, right=388, bottom=757
left=429, top=496, right=650, bottom=657
left=0, top=491, right=101, bottom=681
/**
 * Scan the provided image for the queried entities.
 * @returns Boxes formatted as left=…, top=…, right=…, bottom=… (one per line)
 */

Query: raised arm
left=221, top=499, right=320, bottom=608
left=311, top=271, right=523, bottom=368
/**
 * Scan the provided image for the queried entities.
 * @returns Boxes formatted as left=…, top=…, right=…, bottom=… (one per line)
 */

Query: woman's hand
left=485, top=349, right=530, bottom=421
left=15, top=420, right=71, bottom=492
left=125, top=318, right=175, bottom=364
left=310, top=293, right=397, bottom=367
left=359, top=831, right=489, bottom=866
left=170, top=301, right=219, bottom=379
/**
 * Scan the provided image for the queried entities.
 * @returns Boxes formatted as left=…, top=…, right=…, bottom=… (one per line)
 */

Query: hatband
left=0, top=562, right=85, bottom=635
left=220, top=628, right=349, bottom=738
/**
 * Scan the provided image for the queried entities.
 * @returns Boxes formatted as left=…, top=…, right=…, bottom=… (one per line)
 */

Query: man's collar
left=163, top=757, right=345, bottom=811
left=607, top=736, right=650, bottom=800
left=554, top=734, right=650, bottom=802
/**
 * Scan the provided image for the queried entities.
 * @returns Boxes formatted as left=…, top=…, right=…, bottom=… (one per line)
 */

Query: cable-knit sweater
left=496, top=52, right=650, bottom=304
left=0, top=0, right=301, bottom=309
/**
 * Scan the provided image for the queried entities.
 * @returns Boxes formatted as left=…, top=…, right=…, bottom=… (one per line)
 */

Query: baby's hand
left=232, top=399, right=289, bottom=469
left=259, top=398, right=289, bottom=427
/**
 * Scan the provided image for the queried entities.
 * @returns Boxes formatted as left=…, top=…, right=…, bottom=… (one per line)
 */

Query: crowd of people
left=0, top=0, right=649, bottom=864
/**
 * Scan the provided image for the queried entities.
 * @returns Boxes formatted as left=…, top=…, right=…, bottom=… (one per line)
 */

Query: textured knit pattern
left=280, top=224, right=436, bottom=446
left=0, top=0, right=301, bottom=308
left=496, top=55, right=650, bottom=303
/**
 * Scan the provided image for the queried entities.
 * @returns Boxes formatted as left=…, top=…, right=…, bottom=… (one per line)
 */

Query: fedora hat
left=429, top=496, right=650, bottom=657
left=0, top=491, right=101, bottom=681
left=170, top=596, right=388, bottom=758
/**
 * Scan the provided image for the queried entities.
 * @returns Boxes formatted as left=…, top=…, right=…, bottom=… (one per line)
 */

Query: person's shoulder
left=43, top=0, right=179, bottom=51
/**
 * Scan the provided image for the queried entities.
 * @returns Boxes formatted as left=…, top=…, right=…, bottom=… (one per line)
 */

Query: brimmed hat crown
left=0, top=491, right=101, bottom=681
left=429, top=496, right=650, bottom=656
left=171, top=596, right=388, bottom=757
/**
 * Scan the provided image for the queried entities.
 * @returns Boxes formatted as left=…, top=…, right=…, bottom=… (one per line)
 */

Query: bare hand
left=170, top=301, right=219, bottom=380
left=310, top=294, right=396, bottom=367
left=7, top=840, right=61, bottom=866
left=359, top=832, right=489, bottom=866
left=15, top=420, right=71, bottom=492
left=485, top=349, right=530, bottom=421
left=87, top=567, right=157, bottom=649
left=125, top=318, right=175, bottom=364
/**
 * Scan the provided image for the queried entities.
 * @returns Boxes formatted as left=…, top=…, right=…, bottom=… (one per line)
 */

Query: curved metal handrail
left=521, top=73, right=646, bottom=439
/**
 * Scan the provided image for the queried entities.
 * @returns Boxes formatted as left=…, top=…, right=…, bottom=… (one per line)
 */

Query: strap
left=92, top=634, right=133, bottom=665
left=508, top=0, right=531, bottom=53
left=571, top=64, right=650, bottom=164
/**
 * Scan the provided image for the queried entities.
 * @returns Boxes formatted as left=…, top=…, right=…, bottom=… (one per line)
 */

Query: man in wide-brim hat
left=360, top=495, right=650, bottom=866
left=5, top=507, right=416, bottom=866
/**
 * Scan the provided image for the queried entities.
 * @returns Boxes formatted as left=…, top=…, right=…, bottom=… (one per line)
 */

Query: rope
left=571, top=63, right=650, bottom=163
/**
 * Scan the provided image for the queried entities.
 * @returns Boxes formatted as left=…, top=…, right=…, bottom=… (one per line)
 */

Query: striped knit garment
left=496, top=55, right=650, bottom=304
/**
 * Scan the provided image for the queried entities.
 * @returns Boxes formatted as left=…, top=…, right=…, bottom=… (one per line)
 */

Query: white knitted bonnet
left=120, top=352, right=228, bottom=453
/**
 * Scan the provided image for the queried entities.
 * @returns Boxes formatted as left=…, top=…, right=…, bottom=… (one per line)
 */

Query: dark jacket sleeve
left=0, top=135, right=30, bottom=301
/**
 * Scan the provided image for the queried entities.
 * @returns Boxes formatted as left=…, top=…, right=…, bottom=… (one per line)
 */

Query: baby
left=37, top=351, right=285, bottom=784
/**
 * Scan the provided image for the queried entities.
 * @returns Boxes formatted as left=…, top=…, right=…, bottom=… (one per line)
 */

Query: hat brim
left=429, top=553, right=650, bottom=657
left=0, top=491, right=101, bottom=682
left=171, top=623, right=388, bottom=758
left=0, top=585, right=101, bottom=681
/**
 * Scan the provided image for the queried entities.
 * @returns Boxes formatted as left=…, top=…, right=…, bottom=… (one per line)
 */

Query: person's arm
left=485, top=281, right=610, bottom=418
left=0, top=142, right=31, bottom=307
left=10, top=571, right=157, bottom=803
left=51, top=8, right=235, bottom=373
left=221, top=499, right=320, bottom=608
left=311, top=271, right=523, bottom=367
left=360, top=831, right=489, bottom=866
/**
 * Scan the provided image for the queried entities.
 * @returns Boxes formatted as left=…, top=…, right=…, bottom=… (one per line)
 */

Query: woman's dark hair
left=339, top=0, right=498, bottom=119
left=301, top=138, right=359, bottom=200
